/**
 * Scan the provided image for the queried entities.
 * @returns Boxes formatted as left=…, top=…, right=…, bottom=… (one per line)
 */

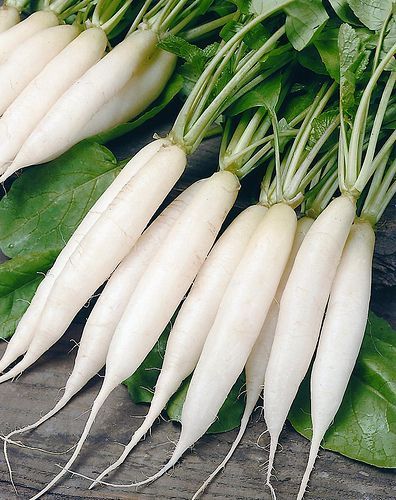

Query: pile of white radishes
left=0, top=1, right=395, bottom=499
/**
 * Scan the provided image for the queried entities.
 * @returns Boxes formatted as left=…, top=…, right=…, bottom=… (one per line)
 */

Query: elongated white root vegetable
left=0, top=27, right=107, bottom=175
left=10, top=29, right=159, bottom=171
left=80, top=49, right=177, bottom=140
left=264, top=195, right=356, bottom=494
left=0, top=143, right=186, bottom=383
left=0, top=139, right=171, bottom=374
left=0, top=6, right=20, bottom=33
left=30, top=171, right=239, bottom=500
left=0, top=24, right=80, bottom=116
left=91, top=204, right=266, bottom=488
left=193, top=216, right=314, bottom=499
left=297, top=220, right=375, bottom=500
left=0, top=10, right=58, bottom=63
left=94, top=203, right=296, bottom=491
left=3, top=184, right=199, bottom=476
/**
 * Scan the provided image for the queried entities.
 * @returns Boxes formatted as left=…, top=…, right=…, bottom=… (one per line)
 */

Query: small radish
left=78, top=49, right=177, bottom=141
left=91, top=204, right=267, bottom=488
left=29, top=170, right=239, bottom=499
left=0, top=142, right=186, bottom=383
left=0, top=10, right=59, bottom=63
left=0, top=138, right=170, bottom=374
left=0, top=24, right=80, bottom=115
left=192, top=216, right=314, bottom=499
left=93, top=203, right=297, bottom=491
left=3, top=183, right=199, bottom=479
left=0, top=5, right=20, bottom=33
left=0, top=27, right=107, bottom=175
left=264, top=195, right=356, bottom=493
left=9, top=28, right=160, bottom=171
left=296, top=220, right=375, bottom=499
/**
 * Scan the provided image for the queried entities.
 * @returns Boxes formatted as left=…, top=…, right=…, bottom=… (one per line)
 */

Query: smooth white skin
left=0, top=139, right=170, bottom=374
left=0, top=24, right=79, bottom=115
left=100, top=203, right=297, bottom=490
left=0, top=28, right=108, bottom=177
left=30, top=171, right=239, bottom=500
left=0, top=144, right=186, bottom=383
left=0, top=6, right=20, bottom=34
left=193, top=216, right=314, bottom=499
left=264, top=195, right=356, bottom=491
left=0, top=10, right=58, bottom=63
left=297, top=221, right=375, bottom=500
left=80, top=49, right=177, bottom=140
left=11, top=29, right=158, bottom=170
left=3, top=184, right=198, bottom=455
left=91, top=204, right=266, bottom=488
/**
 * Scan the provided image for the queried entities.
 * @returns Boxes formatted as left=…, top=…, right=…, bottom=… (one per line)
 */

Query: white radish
left=30, top=170, right=239, bottom=500
left=0, top=143, right=186, bottom=383
left=80, top=49, right=177, bottom=141
left=3, top=184, right=198, bottom=469
left=10, top=29, right=159, bottom=171
left=0, top=10, right=59, bottom=63
left=91, top=204, right=267, bottom=488
left=0, top=27, right=107, bottom=175
left=95, top=203, right=297, bottom=491
left=0, top=24, right=79, bottom=115
left=193, top=216, right=314, bottom=499
left=297, top=220, right=375, bottom=500
left=264, top=195, right=356, bottom=494
left=0, top=6, right=20, bottom=33
left=0, top=138, right=170, bottom=374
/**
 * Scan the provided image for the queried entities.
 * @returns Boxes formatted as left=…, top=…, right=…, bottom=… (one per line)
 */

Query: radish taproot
left=0, top=142, right=186, bottom=382
left=29, top=170, right=239, bottom=499
left=3, top=183, right=200, bottom=479
left=0, top=10, right=59, bottom=63
left=0, top=5, right=19, bottom=33
left=0, top=23, right=80, bottom=115
left=0, top=27, right=107, bottom=175
left=296, top=220, right=375, bottom=500
left=193, top=216, right=314, bottom=499
left=91, top=204, right=267, bottom=487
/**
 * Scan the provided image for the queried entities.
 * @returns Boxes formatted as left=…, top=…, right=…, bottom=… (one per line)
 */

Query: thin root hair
left=255, top=429, right=269, bottom=449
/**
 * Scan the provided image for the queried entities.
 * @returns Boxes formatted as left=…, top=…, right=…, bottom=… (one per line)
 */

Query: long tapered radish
left=0, top=139, right=170, bottom=374
left=0, top=143, right=186, bottom=383
left=30, top=171, right=239, bottom=500
left=0, top=24, right=80, bottom=115
left=94, top=203, right=297, bottom=491
left=10, top=29, right=159, bottom=171
left=91, top=204, right=267, bottom=488
left=0, top=6, right=20, bottom=33
left=3, top=184, right=199, bottom=475
left=297, top=220, right=375, bottom=500
left=0, top=10, right=59, bottom=63
left=0, top=27, right=107, bottom=175
left=79, top=49, right=177, bottom=141
left=193, top=216, right=314, bottom=499
left=264, top=195, right=356, bottom=493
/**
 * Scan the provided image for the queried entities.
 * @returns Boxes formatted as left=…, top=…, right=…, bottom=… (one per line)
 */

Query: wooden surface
left=0, top=117, right=395, bottom=499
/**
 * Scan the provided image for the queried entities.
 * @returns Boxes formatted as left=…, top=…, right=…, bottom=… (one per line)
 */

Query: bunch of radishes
left=0, top=0, right=395, bottom=499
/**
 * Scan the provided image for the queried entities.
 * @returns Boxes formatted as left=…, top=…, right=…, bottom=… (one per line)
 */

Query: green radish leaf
left=284, top=0, right=329, bottom=51
left=94, top=73, right=184, bottom=142
left=314, top=25, right=341, bottom=81
left=289, top=312, right=396, bottom=468
left=0, top=142, right=121, bottom=258
left=0, top=251, right=57, bottom=340
left=328, top=0, right=360, bottom=24
left=348, top=0, right=393, bottom=31
left=308, top=109, right=339, bottom=148
left=158, top=35, right=205, bottom=64
left=166, top=374, right=246, bottom=434
left=297, top=45, right=328, bottom=75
